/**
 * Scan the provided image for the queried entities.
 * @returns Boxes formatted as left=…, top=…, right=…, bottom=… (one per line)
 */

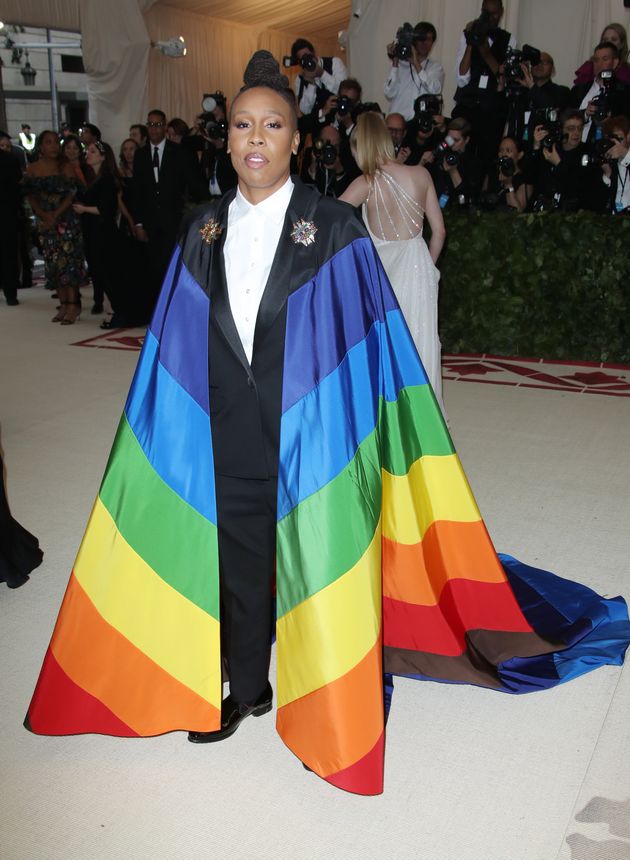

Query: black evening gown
left=0, top=451, right=43, bottom=588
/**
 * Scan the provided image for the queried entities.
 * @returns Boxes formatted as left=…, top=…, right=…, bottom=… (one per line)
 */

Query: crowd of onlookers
left=1, top=0, right=630, bottom=315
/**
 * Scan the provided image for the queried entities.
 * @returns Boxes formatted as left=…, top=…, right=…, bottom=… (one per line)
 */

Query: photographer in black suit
left=527, top=109, right=606, bottom=212
left=569, top=43, right=630, bottom=143
left=132, top=109, right=207, bottom=314
left=453, top=0, right=515, bottom=178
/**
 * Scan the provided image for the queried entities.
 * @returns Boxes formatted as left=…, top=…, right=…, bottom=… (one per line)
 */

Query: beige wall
left=143, top=3, right=341, bottom=125
left=349, top=0, right=630, bottom=115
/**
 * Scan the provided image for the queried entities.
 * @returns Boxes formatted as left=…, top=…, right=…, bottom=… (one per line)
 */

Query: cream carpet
left=1, top=285, right=629, bottom=860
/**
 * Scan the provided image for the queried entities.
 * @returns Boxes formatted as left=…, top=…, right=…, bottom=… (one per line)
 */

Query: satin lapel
left=207, top=189, right=251, bottom=372
left=253, top=178, right=319, bottom=354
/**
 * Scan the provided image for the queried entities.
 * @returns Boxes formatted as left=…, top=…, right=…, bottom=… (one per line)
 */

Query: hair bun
left=243, top=50, right=289, bottom=90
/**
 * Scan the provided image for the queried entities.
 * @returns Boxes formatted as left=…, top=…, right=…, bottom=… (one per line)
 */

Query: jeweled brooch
left=290, top=218, right=318, bottom=246
left=199, top=218, right=223, bottom=244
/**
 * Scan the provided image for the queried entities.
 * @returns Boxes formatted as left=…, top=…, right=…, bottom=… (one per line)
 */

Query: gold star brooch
left=199, top=218, right=223, bottom=244
left=290, top=218, right=318, bottom=247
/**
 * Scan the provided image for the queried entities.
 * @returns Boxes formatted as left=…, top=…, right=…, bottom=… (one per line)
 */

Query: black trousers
left=0, top=215, right=19, bottom=302
left=215, top=473, right=277, bottom=705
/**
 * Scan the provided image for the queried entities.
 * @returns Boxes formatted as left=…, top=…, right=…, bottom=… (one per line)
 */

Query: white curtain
left=80, top=0, right=151, bottom=149
left=348, top=0, right=630, bottom=115
left=143, top=4, right=341, bottom=131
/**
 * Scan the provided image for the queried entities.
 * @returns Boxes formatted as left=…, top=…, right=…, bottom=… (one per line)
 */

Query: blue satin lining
left=125, top=330, right=216, bottom=524
left=279, top=312, right=427, bottom=518
left=282, top=237, right=399, bottom=413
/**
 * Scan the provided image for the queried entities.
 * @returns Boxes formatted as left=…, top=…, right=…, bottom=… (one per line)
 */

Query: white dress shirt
left=603, top=149, right=630, bottom=210
left=293, top=56, right=348, bottom=115
left=579, top=79, right=602, bottom=141
left=384, top=58, right=445, bottom=121
left=455, top=32, right=517, bottom=89
left=223, top=177, right=293, bottom=364
left=151, top=138, right=166, bottom=183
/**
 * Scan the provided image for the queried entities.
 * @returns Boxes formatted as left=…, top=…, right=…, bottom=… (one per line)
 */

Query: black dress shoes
left=188, top=682, right=273, bottom=744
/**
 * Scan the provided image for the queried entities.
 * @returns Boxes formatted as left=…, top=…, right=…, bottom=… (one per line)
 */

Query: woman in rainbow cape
left=26, top=55, right=630, bottom=796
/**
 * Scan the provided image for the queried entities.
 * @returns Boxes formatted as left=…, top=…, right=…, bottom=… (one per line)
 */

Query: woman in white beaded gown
left=340, top=111, right=446, bottom=411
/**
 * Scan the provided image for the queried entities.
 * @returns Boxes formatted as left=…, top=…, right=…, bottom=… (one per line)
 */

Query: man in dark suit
left=132, top=109, right=207, bottom=316
left=0, top=133, right=23, bottom=306
left=569, top=43, right=630, bottom=142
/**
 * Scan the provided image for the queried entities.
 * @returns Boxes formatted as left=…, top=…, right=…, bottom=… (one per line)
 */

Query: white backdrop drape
left=2, top=0, right=629, bottom=147
left=348, top=0, right=630, bottom=115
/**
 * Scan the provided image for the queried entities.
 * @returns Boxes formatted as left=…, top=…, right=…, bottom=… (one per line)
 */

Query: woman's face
left=498, top=138, right=520, bottom=160
left=228, top=87, right=299, bottom=205
left=39, top=132, right=60, bottom=159
left=122, top=139, right=137, bottom=165
left=86, top=142, right=105, bottom=170
left=602, top=28, right=622, bottom=51
left=0, top=137, right=12, bottom=154
left=166, top=125, right=183, bottom=144
left=63, top=139, right=81, bottom=161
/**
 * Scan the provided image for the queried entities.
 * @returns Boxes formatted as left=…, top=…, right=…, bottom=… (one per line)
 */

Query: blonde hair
left=351, top=111, right=395, bottom=179
left=601, top=23, right=628, bottom=63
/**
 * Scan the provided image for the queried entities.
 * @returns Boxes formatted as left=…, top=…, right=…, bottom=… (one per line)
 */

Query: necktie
left=153, top=146, right=159, bottom=178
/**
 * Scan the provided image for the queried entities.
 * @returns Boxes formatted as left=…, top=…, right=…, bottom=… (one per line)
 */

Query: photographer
left=482, top=137, right=528, bottom=211
left=290, top=38, right=347, bottom=135
left=570, top=42, right=630, bottom=143
left=300, top=123, right=354, bottom=198
left=599, top=115, right=630, bottom=213
left=384, top=22, right=445, bottom=122
left=500, top=49, right=570, bottom=144
left=527, top=109, right=606, bottom=211
left=454, top=0, right=516, bottom=175
left=425, top=117, right=483, bottom=207
left=189, top=94, right=237, bottom=197
left=386, top=113, right=410, bottom=162
left=404, top=97, right=448, bottom=166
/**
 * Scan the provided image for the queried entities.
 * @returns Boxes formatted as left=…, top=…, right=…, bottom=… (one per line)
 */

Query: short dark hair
left=595, top=41, right=619, bottom=58
left=82, top=123, right=101, bottom=140
left=130, top=123, right=148, bottom=140
left=0, top=130, right=10, bottom=141
left=167, top=117, right=189, bottom=138
left=560, top=108, right=585, bottom=126
left=290, top=38, right=315, bottom=62
left=448, top=117, right=472, bottom=137
left=602, top=115, right=630, bottom=136
left=147, top=109, right=167, bottom=123
left=415, top=21, right=437, bottom=43
left=339, top=78, right=362, bottom=100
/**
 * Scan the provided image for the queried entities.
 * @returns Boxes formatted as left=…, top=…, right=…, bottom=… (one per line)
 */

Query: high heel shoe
left=60, top=302, right=82, bottom=325
left=52, top=304, right=67, bottom=322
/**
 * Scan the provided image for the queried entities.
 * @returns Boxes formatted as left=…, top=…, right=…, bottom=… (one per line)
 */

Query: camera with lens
left=313, top=138, right=338, bottom=167
left=433, top=135, right=459, bottom=167
left=465, top=10, right=493, bottom=47
left=590, top=69, right=614, bottom=122
left=205, top=119, right=227, bottom=141
left=298, top=52, right=318, bottom=72
left=390, top=22, right=417, bottom=61
left=337, top=95, right=355, bottom=117
left=498, top=156, right=516, bottom=177
left=590, top=136, right=617, bottom=163
left=541, top=124, right=562, bottom=150
left=414, top=95, right=442, bottom=134
left=504, top=44, right=542, bottom=90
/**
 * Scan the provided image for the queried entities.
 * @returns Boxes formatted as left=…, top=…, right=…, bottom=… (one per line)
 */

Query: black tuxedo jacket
left=132, top=139, right=207, bottom=236
left=569, top=79, right=630, bottom=123
left=179, top=178, right=364, bottom=479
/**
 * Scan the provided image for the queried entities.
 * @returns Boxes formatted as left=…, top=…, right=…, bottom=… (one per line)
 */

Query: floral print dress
left=23, top=174, right=86, bottom=289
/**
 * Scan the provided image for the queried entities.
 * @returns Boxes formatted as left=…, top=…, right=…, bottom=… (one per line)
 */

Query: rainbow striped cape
left=27, top=183, right=630, bottom=796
